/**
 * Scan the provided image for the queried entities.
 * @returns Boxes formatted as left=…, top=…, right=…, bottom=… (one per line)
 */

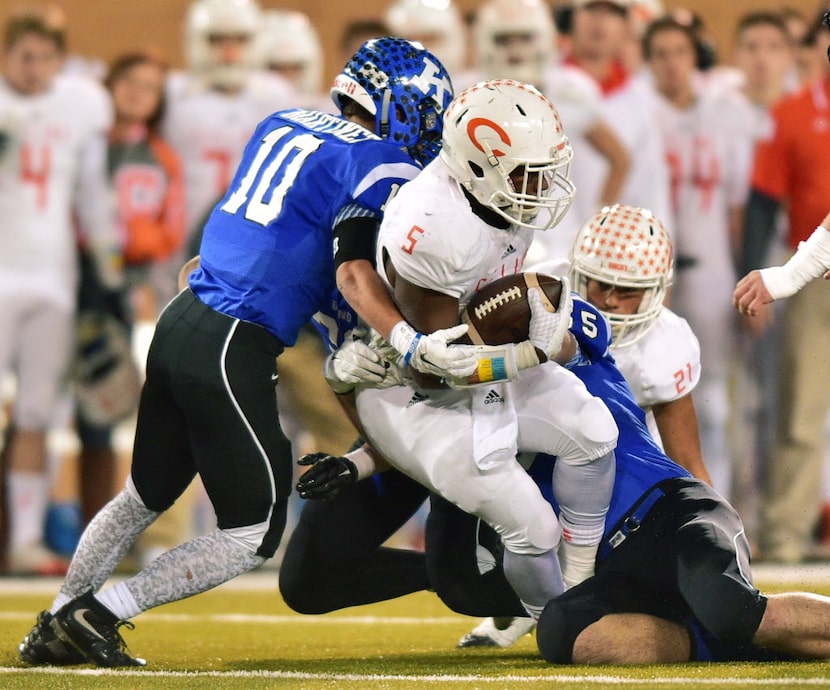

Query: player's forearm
left=653, top=396, right=712, bottom=485
left=336, top=259, right=403, bottom=341
left=760, top=223, right=830, bottom=299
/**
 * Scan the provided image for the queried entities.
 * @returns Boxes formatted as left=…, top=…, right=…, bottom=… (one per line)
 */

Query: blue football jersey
left=529, top=298, right=690, bottom=556
left=189, top=108, right=420, bottom=346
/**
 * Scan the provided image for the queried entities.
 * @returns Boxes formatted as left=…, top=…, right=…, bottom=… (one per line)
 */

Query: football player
left=0, top=11, right=117, bottom=575
left=385, top=0, right=466, bottom=78
left=289, top=80, right=618, bottom=623
left=261, top=10, right=328, bottom=111
left=645, top=15, right=757, bottom=499
left=459, top=204, right=710, bottom=648
left=429, top=293, right=830, bottom=665
left=17, top=38, right=474, bottom=668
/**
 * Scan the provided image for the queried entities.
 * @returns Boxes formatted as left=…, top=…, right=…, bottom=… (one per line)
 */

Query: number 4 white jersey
left=0, top=74, right=111, bottom=284
left=612, top=307, right=701, bottom=444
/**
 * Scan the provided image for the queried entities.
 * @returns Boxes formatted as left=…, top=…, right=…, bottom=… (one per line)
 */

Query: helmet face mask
left=440, top=79, right=575, bottom=230
left=331, top=37, right=454, bottom=166
left=569, top=204, right=674, bottom=346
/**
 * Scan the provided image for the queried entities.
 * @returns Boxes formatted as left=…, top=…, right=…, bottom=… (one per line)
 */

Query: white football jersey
left=0, top=73, right=112, bottom=289
left=653, top=86, right=754, bottom=297
left=163, top=70, right=296, bottom=237
left=571, top=78, right=672, bottom=238
left=378, top=159, right=534, bottom=310
left=613, top=307, right=701, bottom=444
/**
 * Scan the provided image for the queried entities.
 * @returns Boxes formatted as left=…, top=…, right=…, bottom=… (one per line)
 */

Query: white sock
left=96, top=582, right=142, bottom=620
left=8, top=471, right=49, bottom=551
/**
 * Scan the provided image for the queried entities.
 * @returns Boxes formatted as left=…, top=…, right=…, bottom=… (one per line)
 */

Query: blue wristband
left=403, top=332, right=422, bottom=366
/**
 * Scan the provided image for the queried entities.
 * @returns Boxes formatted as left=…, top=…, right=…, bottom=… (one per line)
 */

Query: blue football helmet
left=331, top=37, right=454, bottom=166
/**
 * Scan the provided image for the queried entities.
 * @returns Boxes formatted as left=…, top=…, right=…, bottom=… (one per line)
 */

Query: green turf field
left=2, top=568, right=830, bottom=689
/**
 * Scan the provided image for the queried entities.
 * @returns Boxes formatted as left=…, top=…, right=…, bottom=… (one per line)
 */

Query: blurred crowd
left=1, top=0, right=829, bottom=575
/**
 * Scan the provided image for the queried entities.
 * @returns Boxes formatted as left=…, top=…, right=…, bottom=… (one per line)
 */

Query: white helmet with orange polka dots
left=569, top=204, right=674, bottom=346
left=439, top=79, right=575, bottom=231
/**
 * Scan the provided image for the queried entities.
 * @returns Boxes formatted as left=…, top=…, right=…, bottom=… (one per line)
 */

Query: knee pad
left=558, top=397, right=618, bottom=467
left=500, top=508, right=561, bottom=555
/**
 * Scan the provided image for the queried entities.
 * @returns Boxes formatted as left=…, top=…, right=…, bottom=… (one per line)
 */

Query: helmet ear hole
left=468, top=161, right=485, bottom=178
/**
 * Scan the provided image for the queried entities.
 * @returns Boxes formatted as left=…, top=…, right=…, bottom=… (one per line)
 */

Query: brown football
left=459, top=272, right=564, bottom=346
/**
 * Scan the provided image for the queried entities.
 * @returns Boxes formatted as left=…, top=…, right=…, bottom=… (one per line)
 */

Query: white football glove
left=324, top=339, right=398, bottom=394
left=388, top=321, right=478, bottom=379
left=528, top=278, right=573, bottom=360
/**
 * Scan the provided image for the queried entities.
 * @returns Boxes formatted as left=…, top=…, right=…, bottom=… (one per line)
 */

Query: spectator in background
left=780, top=6, right=823, bottom=86
left=564, top=0, right=671, bottom=234
left=72, top=50, right=185, bottom=529
left=0, top=11, right=118, bottom=574
left=739, top=9, right=830, bottom=563
left=644, top=15, right=756, bottom=499
left=726, top=10, right=796, bottom=547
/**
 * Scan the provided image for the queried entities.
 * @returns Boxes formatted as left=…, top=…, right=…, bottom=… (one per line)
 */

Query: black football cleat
left=19, top=611, right=87, bottom=665
left=50, top=591, right=146, bottom=667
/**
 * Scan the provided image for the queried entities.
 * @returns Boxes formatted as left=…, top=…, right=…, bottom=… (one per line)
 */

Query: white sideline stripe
left=0, top=611, right=464, bottom=625
left=1, top=668, right=829, bottom=685
left=2, top=562, right=830, bottom=596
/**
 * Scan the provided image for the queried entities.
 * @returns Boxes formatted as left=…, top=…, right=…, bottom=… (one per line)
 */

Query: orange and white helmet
left=569, top=204, right=674, bottom=346
left=385, top=0, right=466, bottom=77
left=261, top=10, right=323, bottom=96
left=440, top=79, right=574, bottom=230
left=474, top=0, right=556, bottom=88
left=185, top=0, right=264, bottom=90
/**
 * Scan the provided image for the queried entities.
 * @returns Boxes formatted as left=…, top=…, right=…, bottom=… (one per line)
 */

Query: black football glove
left=296, top=452, right=358, bottom=500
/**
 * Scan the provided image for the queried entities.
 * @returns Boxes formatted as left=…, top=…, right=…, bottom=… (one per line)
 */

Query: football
left=459, top=272, right=564, bottom=346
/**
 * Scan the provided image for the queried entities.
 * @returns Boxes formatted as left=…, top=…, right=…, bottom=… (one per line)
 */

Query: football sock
left=52, top=486, right=159, bottom=613
left=122, top=529, right=265, bottom=614
left=502, top=547, right=565, bottom=620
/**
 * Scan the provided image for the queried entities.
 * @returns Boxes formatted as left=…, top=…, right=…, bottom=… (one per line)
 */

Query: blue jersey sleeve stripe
left=333, top=203, right=379, bottom=228
left=353, top=162, right=420, bottom=198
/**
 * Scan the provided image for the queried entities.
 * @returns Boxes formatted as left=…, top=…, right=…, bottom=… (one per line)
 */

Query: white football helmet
left=185, top=0, right=264, bottom=90
left=385, top=0, right=466, bottom=77
left=440, top=79, right=575, bottom=230
left=569, top=204, right=674, bottom=347
left=261, top=10, right=323, bottom=97
left=474, top=0, right=556, bottom=87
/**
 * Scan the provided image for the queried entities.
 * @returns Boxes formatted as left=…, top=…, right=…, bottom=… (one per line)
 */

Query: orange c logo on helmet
left=467, top=117, right=511, bottom=156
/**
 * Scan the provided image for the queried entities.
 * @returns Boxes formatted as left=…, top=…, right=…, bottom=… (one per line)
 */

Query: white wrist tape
left=344, top=447, right=377, bottom=480
left=760, top=226, right=830, bottom=299
left=388, top=321, right=421, bottom=366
